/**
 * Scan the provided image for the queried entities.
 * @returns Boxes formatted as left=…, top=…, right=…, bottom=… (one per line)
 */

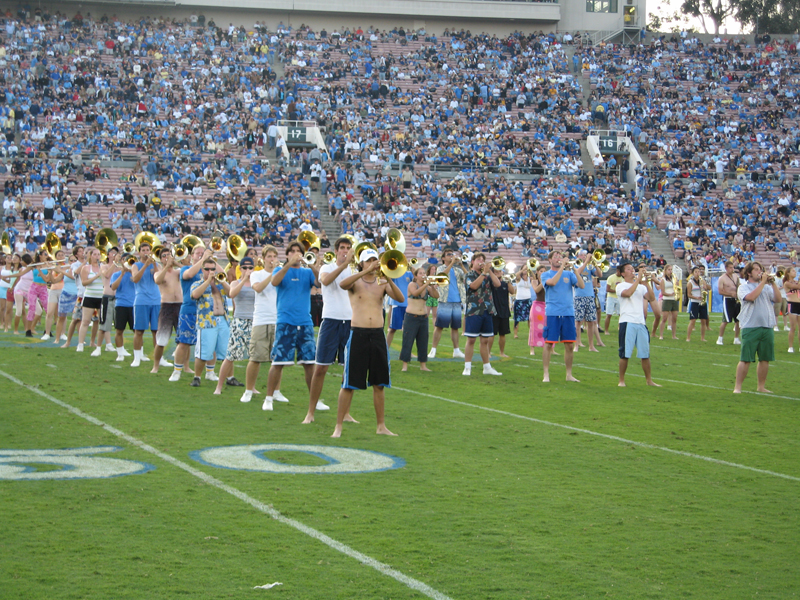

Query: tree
left=681, top=0, right=736, bottom=34
left=735, top=0, right=800, bottom=34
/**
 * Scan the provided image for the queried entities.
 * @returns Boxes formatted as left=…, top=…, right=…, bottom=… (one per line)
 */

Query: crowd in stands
left=0, top=4, right=798, bottom=274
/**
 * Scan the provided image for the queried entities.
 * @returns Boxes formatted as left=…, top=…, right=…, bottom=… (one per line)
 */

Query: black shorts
left=688, top=300, right=709, bottom=321
left=492, top=315, right=511, bottom=336
left=82, top=296, right=102, bottom=310
left=342, top=327, right=391, bottom=390
left=723, top=297, right=740, bottom=323
left=115, top=305, right=135, bottom=331
left=790, top=302, right=800, bottom=316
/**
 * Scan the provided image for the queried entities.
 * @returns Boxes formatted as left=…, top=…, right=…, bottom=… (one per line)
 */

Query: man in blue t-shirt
left=169, top=244, right=214, bottom=382
left=542, top=250, right=591, bottom=383
left=262, top=240, right=320, bottom=411
left=110, top=260, right=136, bottom=361
left=129, top=241, right=162, bottom=367
left=386, top=269, right=413, bottom=348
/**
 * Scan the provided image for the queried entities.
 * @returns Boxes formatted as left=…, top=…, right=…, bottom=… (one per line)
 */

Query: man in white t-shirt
left=240, top=246, right=279, bottom=404
left=616, top=262, right=661, bottom=387
left=302, top=236, right=357, bottom=424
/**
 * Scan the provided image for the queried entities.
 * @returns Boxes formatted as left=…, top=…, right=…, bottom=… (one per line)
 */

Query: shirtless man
left=93, top=247, right=120, bottom=357
left=716, top=260, right=741, bottom=345
left=332, top=249, right=404, bottom=438
left=152, top=247, right=184, bottom=374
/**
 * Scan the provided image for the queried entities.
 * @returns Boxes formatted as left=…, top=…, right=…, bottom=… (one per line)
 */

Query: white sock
left=463, top=363, right=471, bottom=372
left=117, top=347, right=124, bottom=357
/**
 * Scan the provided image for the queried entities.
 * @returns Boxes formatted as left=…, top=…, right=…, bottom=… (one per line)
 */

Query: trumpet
left=409, top=258, right=419, bottom=268
left=322, top=251, right=336, bottom=265
left=215, top=271, right=228, bottom=283
left=526, top=258, right=540, bottom=272
left=426, top=274, right=449, bottom=285
left=491, top=257, right=506, bottom=270
left=303, top=251, right=317, bottom=266
left=122, top=242, right=136, bottom=254
left=172, top=243, right=189, bottom=261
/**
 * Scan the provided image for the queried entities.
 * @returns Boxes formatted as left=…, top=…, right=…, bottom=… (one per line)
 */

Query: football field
left=1, top=315, right=798, bottom=599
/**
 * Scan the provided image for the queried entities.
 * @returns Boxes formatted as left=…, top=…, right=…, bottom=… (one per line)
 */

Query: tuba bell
left=134, top=231, right=160, bottom=253
left=384, top=228, right=406, bottom=253
left=226, top=234, right=248, bottom=263
left=298, top=230, right=320, bottom=252
left=181, top=235, right=205, bottom=254
left=380, top=249, right=408, bottom=279
left=95, top=228, right=119, bottom=262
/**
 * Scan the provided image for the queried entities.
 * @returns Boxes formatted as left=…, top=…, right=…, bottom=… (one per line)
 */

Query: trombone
left=425, top=274, right=449, bottom=285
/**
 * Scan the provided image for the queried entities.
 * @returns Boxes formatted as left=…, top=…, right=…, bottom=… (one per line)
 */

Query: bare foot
left=376, top=425, right=397, bottom=436
left=150, top=368, right=159, bottom=374
left=331, top=427, right=342, bottom=438
left=513, top=335, right=519, bottom=339
left=618, top=382, right=626, bottom=387
left=185, top=368, right=195, bottom=375
left=756, top=388, right=773, bottom=394
left=658, top=336, right=664, bottom=340
left=733, top=388, right=742, bottom=394
left=685, top=339, right=691, bottom=343
left=578, top=344, right=586, bottom=348
left=301, top=414, right=314, bottom=424
left=542, top=375, right=550, bottom=383
left=672, top=336, right=678, bottom=340
left=646, top=380, right=662, bottom=387
left=565, top=376, right=580, bottom=382
left=597, top=342, right=606, bottom=347
left=420, top=366, right=432, bottom=372
left=529, top=350, right=535, bottom=356
left=401, top=367, right=408, bottom=372
left=343, top=415, right=359, bottom=423
left=499, top=353, right=510, bottom=358
left=552, top=351, right=561, bottom=356
left=589, top=348, right=600, bottom=352
left=60, top=343, right=69, bottom=348
left=213, top=389, right=222, bottom=395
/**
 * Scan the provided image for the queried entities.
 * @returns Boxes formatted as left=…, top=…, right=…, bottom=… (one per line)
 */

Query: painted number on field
left=0, top=446, right=156, bottom=481
left=190, top=444, right=405, bottom=474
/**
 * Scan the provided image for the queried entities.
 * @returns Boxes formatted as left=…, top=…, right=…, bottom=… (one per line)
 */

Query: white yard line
left=0, top=370, right=453, bottom=600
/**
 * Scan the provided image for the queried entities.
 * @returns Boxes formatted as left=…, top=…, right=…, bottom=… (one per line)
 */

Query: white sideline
left=0, top=370, right=453, bottom=600
left=391, top=385, right=800, bottom=483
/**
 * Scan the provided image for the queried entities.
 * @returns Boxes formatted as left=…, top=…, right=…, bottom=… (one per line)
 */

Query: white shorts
left=605, top=295, right=620, bottom=316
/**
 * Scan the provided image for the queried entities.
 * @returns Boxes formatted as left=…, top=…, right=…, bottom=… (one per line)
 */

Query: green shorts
left=740, top=327, right=775, bottom=363
left=426, top=296, right=438, bottom=307
left=661, top=299, right=680, bottom=312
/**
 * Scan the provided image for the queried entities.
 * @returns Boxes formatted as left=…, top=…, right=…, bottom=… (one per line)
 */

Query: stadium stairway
left=314, top=189, right=341, bottom=240
left=648, top=228, right=675, bottom=263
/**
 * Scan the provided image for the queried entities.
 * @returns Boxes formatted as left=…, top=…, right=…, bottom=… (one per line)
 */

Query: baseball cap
left=359, top=249, right=379, bottom=262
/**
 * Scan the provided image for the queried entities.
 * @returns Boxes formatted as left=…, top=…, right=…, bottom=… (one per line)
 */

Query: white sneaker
left=140, top=355, right=151, bottom=362
left=76, top=344, right=84, bottom=352
left=60, top=334, right=68, bottom=341
left=105, top=344, right=115, bottom=352
left=91, top=347, right=102, bottom=357
left=716, top=338, right=724, bottom=345
left=131, top=358, right=141, bottom=367
left=483, top=365, right=503, bottom=376
left=427, top=347, right=437, bottom=358
left=316, top=400, right=330, bottom=411
left=40, top=333, right=51, bottom=341
left=462, top=365, right=471, bottom=376
left=774, top=326, right=779, bottom=331
left=204, top=371, right=219, bottom=381
left=786, top=326, right=792, bottom=331
left=116, top=355, right=125, bottom=362
left=169, top=370, right=182, bottom=382
left=733, top=338, right=741, bottom=345
left=119, top=348, right=131, bottom=357
left=274, top=390, right=289, bottom=403
left=240, top=390, right=253, bottom=403
left=262, top=397, right=273, bottom=411
left=159, top=358, right=173, bottom=367
left=789, top=348, right=795, bottom=353
left=453, top=349, right=465, bottom=359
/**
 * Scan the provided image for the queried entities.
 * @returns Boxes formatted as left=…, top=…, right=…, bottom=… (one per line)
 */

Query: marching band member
left=462, top=253, right=502, bottom=377
left=213, top=256, right=256, bottom=394
left=169, top=245, right=212, bottom=382
left=602, top=265, right=623, bottom=335
left=399, top=264, right=438, bottom=372
left=261, top=241, right=320, bottom=412
left=490, top=260, right=514, bottom=359
left=96, top=247, right=120, bottom=356
left=657, top=265, right=679, bottom=340
left=386, top=266, right=413, bottom=348
left=716, top=260, right=741, bottom=345
left=151, top=247, right=183, bottom=373
left=733, top=262, right=780, bottom=394
left=616, top=263, right=661, bottom=387
left=513, top=266, right=532, bottom=341
left=303, top=237, right=355, bottom=424
left=189, top=259, right=231, bottom=387
left=428, top=249, right=466, bottom=359
left=573, top=249, right=601, bottom=352
left=240, top=245, right=279, bottom=404
left=20, top=249, right=52, bottom=338
left=685, top=266, right=711, bottom=343
left=76, top=248, right=104, bottom=352
left=110, top=255, right=135, bottom=361
left=332, top=248, right=404, bottom=438
left=41, top=249, right=65, bottom=341
left=542, top=250, right=591, bottom=383
left=61, top=246, right=86, bottom=349
left=130, top=241, right=161, bottom=367
left=528, top=265, right=547, bottom=356
left=784, top=267, right=799, bottom=353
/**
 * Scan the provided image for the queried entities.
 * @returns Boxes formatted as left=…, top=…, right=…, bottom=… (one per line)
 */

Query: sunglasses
left=203, top=268, right=216, bottom=272
left=240, top=266, right=253, bottom=270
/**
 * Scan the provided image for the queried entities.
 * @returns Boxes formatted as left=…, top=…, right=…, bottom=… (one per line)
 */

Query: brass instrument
left=0, top=231, right=11, bottom=255
left=303, top=251, right=317, bottom=266
left=95, top=228, right=119, bottom=262
left=181, top=235, right=205, bottom=254
left=298, top=230, right=320, bottom=252
left=491, top=257, right=506, bottom=270
left=426, top=274, right=449, bottom=285
left=384, top=228, right=406, bottom=253
left=526, top=258, right=540, bottom=272
left=122, top=242, right=136, bottom=254
left=322, top=251, right=336, bottom=265
left=592, top=249, right=606, bottom=263
left=172, top=243, right=189, bottom=261
left=380, top=249, right=408, bottom=279
left=209, top=232, right=224, bottom=253
left=27, top=258, right=67, bottom=268
left=123, top=254, right=137, bottom=268
left=352, top=241, right=379, bottom=266
left=226, top=234, right=248, bottom=263
left=409, top=258, right=419, bottom=268
left=42, top=232, right=62, bottom=261
left=215, top=271, right=227, bottom=283
left=775, top=268, right=785, bottom=280
left=341, top=234, right=358, bottom=247
left=134, top=231, right=160, bottom=253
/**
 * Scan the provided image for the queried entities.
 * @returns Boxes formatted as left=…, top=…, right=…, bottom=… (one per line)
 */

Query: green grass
left=0, top=314, right=798, bottom=599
